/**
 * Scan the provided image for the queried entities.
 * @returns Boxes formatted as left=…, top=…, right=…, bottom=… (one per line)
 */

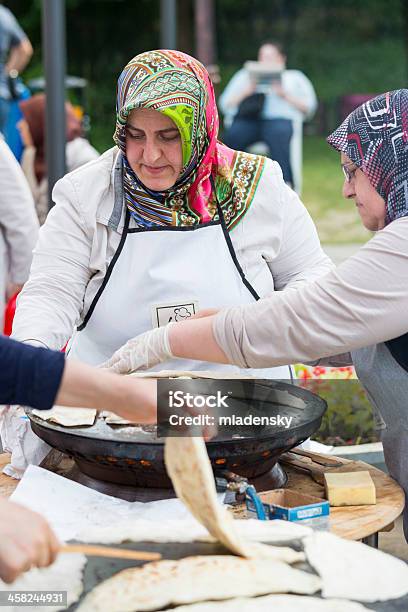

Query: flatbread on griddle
left=76, top=555, right=321, bottom=612
left=171, top=594, right=369, bottom=611
left=31, top=406, right=97, bottom=427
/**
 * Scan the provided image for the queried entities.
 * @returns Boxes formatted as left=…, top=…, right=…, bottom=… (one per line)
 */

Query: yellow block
left=324, top=470, right=376, bottom=506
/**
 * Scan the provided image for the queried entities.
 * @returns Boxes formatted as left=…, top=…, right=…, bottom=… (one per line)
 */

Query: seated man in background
left=219, top=41, right=317, bottom=189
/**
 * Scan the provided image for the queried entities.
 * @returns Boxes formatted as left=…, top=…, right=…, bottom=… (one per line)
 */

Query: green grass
left=302, top=136, right=372, bottom=245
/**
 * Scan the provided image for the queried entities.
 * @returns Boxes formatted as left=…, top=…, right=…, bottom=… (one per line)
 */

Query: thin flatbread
left=31, top=406, right=97, bottom=427
left=0, top=553, right=86, bottom=612
left=101, top=411, right=134, bottom=425
left=77, top=555, right=321, bottom=612
left=304, top=531, right=408, bottom=602
left=164, top=436, right=301, bottom=560
left=80, top=518, right=311, bottom=546
left=171, top=594, right=369, bottom=611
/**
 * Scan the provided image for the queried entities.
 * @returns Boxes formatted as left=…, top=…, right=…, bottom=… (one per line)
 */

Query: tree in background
left=5, top=0, right=408, bottom=148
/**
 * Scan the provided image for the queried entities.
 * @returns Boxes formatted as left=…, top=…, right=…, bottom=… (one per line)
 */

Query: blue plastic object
left=245, top=485, right=267, bottom=520
left=4, top=81, right=31, bottom=161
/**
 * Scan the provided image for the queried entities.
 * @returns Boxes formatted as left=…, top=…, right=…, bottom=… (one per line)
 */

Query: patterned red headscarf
left=114, top=50, right=265, bottom=228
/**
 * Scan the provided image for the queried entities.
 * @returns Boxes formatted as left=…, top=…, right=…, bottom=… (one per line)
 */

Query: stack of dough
left=31, top=406, right=97, bottom=427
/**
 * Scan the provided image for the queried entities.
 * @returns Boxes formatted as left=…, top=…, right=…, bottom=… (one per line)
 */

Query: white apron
left=68, top=184, right=291, bottom=380
left=352, top=334, right=408, bottom=542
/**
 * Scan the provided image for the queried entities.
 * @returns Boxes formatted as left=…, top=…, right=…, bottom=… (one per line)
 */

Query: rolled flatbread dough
left=164, top=436, right=302, bottom=560
left=0, top=553, right=86, bottom=612
left=31, top=406, right=96, bottom=427
left=304, top=531, right=408, bottom=602
left=77, top=555, right=321, bottom=612
left=171, top=594, right=369, bottom=611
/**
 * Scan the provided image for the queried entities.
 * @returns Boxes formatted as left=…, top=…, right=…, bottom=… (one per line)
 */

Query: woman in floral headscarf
left=112, top=89, right=408, bottom=539
left=11, top=49, right=331, bottom=379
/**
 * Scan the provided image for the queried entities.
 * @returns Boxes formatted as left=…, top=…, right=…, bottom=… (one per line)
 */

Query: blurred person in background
left=0, top=4, right=32, bottom=134
left=18, top=94, right=99, bottom=224
left=0, top=136, right=38, bottom=328
left=219, top=41, right=317, bottom=190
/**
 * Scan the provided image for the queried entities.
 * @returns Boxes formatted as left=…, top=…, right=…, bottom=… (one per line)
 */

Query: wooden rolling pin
left=281, top=450, right=364, bottom=485
left=61, top=543, right=161, bottom=561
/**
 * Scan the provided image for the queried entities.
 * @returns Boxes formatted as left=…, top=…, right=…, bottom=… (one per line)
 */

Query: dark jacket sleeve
left=0, top=335, right=65, bottom=409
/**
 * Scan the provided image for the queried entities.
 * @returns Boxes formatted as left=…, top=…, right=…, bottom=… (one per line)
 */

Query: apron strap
left=211, top=175, right=260, bottom=301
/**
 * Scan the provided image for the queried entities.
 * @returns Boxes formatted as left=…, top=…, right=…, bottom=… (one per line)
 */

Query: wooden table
left=0, top=452, right=404, bottom=546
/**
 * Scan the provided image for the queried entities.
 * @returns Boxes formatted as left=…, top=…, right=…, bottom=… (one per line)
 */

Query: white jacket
left=0, top=138, right=39, bottom=326
left=12, top=146, right=333, bottom=350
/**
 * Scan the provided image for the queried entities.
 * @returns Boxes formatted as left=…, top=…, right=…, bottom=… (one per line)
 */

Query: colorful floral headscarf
left=114, top=49, right=265, bottom=228
left=327, top=89, right=408, bottom=225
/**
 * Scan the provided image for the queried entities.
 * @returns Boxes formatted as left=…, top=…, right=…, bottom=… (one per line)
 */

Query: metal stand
left=362, top=532, right=379, bottom=548
left=42, top=0, right=67, bottom=209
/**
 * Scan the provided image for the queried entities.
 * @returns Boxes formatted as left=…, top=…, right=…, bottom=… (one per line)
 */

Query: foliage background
left=5, top=0, right=408, bottom=152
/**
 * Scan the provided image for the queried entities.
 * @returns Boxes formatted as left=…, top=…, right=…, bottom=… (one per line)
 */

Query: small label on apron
left=152, top=301, right=199, bottom=328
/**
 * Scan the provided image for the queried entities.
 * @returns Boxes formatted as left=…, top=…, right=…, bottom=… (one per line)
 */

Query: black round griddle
left=67, top=539, right=408, bottom=612
left=27, top=380, right=327, bottom=488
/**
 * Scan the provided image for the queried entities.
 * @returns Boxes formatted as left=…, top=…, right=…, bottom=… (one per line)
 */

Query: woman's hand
left=100, top=325, right=173, bottom=374
left=0, top=499, right=60, bottom=583
left=110, top=377, right=157, bottom=424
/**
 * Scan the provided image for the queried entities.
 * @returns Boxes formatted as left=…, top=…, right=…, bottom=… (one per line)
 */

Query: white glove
left=101, top=324, right=174, bottom=374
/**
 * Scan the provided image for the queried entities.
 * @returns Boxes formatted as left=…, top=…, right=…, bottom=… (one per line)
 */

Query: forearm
left=56, top=360, right=126, bottom=410
left=213, top=223, right=408, bottom=369
left=283, top=93, right=309, bottom=114
left=225, top=88, right=254, bottom=108
left=169, top=317, right=230, bottom=364
left=57, top=360, right=156, bottom=423
left=5, top=39, right=33, bottom=73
